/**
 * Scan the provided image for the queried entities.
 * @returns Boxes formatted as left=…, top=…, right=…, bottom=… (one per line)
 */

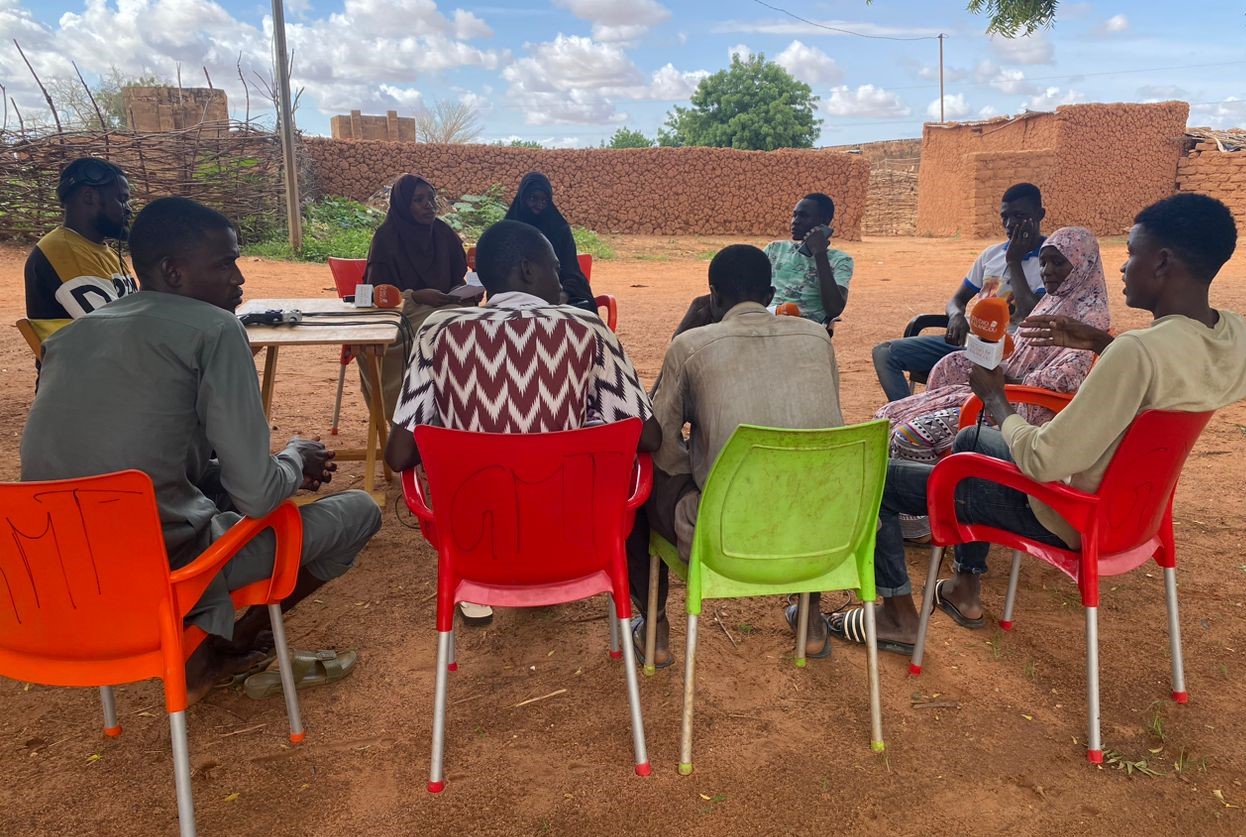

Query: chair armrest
left=628, top=453, right=653, bottom=510
left=927, top=452, right=1098, bottom=543
left=169, top=501, right=303, bottom=620
left=959, top=385, right=1075, bottom=429
left=401, top=467, right=435, bottom=523
left=902, top=313, right=949, bottom=339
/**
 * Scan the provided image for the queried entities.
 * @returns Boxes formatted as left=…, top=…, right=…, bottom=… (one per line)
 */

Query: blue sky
left=5, top=0, right=1244, bottom=146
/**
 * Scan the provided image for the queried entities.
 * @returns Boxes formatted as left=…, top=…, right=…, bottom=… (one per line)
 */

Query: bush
left=573, top=227, right=615, bottom=260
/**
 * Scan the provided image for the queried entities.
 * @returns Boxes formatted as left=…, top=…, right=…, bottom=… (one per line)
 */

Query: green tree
left=605, top=126, right=654, bottom=148
left=869, top=0, right=1057, bottom=36
left=660, top=54, right=821, bottom=151
left=504, top=139, right=544, bottom=148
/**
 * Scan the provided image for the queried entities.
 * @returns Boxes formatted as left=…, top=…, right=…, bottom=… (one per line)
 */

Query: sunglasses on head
left=59, top=159, right=120, bottom=196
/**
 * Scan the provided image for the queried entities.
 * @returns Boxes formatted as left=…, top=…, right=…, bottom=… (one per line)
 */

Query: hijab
left=364, top=174, right=466, bottom=293
left=504, top=171, right=594, bottom=306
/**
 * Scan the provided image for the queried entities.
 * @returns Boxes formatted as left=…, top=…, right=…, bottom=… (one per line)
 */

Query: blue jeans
left=872, top=334, right=963, bottom=402
left=874, top=425, right=1069, bottom=597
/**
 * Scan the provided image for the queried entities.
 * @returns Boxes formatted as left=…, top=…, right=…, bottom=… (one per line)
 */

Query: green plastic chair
left=645, top=421, right=889, bottom=775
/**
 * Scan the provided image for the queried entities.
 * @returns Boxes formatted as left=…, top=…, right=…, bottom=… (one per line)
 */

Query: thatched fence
left=0, top=120, right=289, bottom=243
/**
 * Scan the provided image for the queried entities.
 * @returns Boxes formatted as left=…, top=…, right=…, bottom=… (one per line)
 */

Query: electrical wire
left=746, top=0, right=943, bottom=41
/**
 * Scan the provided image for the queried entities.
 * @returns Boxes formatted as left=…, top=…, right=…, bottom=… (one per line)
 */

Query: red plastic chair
left=595, top=294, right=618, bottom=332
left=0, top=471, right=306, bottom=837
left=327, top=258, right=369, bottom=434
left=578, top=252, right=593, bottom=280
left=401, top=419, right=653, bottom=792
left=910, top=409, right=1215, bottom=763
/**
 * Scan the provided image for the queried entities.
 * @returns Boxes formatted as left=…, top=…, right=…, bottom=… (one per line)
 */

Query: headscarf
left=879, top=226, right=1111, bottom=440
left=504, top=171, right=594, bottom=306
left=364, top=174, right=467, bottom=293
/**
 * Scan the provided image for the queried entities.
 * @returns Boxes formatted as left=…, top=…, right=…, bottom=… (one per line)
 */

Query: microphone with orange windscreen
left=964, top=296, right=1016, bottom=369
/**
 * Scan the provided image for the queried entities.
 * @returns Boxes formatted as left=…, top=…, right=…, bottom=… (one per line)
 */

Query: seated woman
left=876, top=226, right=1110, bottom=535
left=362, top=174, right=477, bottom=419
left=504, top=171, right=595, bottom=310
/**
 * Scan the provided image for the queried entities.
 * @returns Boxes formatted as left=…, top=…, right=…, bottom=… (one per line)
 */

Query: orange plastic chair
left=595, top=294, right=618, bottom=332
left=958, top=384, right=1075, bottom=430
left=466, top=246, right=476, bottom=271
left=912, top=409, right=1215, bottom=763
left=0, top=471, right=307, bottom=837
left=327, top=258, right=369, bottom=434
left=402, top=419, right=653, bottom=792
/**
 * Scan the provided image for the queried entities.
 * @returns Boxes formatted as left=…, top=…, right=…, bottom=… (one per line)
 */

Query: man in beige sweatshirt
left=825, top=193, right=1246, bottom=653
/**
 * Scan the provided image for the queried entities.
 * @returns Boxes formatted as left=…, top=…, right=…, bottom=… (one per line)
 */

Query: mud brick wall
left=329, top=110, right=417, bottom=142
left=826, top=139, right=921, bottom=236
left=917, top=102, right=1189, bottom=237
left=302, top=139, right=870, bottom=239
left=1177, top=144, right=1246, bottom=237
left=122, top=87, right=228, bottom=134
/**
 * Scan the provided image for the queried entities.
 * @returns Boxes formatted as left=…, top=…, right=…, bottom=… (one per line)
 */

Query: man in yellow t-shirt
left=24, top=158, right=138, bottom=344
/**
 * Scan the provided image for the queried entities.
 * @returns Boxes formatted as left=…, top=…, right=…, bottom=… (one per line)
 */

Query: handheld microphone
left=964, top=297, right=1015, bottom=369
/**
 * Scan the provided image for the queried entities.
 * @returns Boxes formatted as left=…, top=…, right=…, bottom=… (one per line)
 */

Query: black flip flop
left=783, top=601, right=832, bottom=660
left=630, top=615, right=674, bottom=670
left=827, top=608, right=915, bottom=656
left=932, top=579, right=986, bottom=630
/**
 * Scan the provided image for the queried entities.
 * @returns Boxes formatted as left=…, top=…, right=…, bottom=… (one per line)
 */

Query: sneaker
left=459, top=602, right=494, bottom=626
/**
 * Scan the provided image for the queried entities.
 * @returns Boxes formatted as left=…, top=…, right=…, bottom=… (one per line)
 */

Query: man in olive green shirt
left=820, top=193, right=1246, bottom=655
left=21, top=197, right=381, bottom=702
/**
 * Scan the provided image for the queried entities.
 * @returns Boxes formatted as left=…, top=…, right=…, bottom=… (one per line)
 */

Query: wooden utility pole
left=271, top=0, right=303, bottom=251
left=938, top=33, right=945, bottom=123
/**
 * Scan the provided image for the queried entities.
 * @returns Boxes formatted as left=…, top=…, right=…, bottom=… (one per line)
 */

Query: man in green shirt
left=764, top=192, right=854, bottom=328
left=21, top=197, right=381, bottom=702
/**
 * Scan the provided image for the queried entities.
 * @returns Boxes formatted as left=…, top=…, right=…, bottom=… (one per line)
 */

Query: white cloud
left=713, top=17, right=941, bottom=39
left=728, top=43, right=752, bottom=62
left=990, top=33, right=1054, bottom=65
left=978, top=105, right=999, bottom=118
left=990, top=68, right=1038, bottom=95
left=775, top=40, right=842, bottom=86
left=918, top=64, right=968, bottom=83
left=553, top=0, right=670, bottom=42
left=823, top=84, right=910, bottom=118
left=1191, top=98, right=1246, bottom=129
left=453, top=9, right=493, bottom=39
left=927, top=94, right=970, bottom=120
left=1137, top=84, right=1190, bottom=100
left=1021, top=86, right=1086, bottom=111
left=1098, top=14, right=1129, bottom=34
left=644, top=63, right=708, bottom=100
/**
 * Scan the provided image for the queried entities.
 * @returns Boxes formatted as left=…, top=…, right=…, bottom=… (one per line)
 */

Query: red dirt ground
left=1, top=235, right=1245, bottom=836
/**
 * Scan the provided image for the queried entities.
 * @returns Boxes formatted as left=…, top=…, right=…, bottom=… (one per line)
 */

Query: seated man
left=824, top=193, right=1245, bottom=653
left=21, top=197, right=381, bottom=702
left=765, top=192, right=854, bottom=328
left=385, top=219, right=660, bottom=626
left=626, top=244, right=845, bottom=668
left=871, top=182, right=1047, bottom=403
left=25, top=158, right=139, bottom=344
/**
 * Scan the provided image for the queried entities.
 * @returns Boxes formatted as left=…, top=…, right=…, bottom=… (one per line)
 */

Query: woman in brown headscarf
left=362, top=174, right=479, bottom=418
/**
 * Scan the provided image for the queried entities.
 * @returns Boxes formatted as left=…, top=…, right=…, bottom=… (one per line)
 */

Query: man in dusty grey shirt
left=625, top=245, right=844, bottom=668
left=21, top=197, right=381, bottom=702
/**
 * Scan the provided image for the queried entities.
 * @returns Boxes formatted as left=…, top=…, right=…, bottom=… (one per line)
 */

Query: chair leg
left=607, top=594, right=622, bottom=659
left=678, top=613, right=699, bottom=776
left=863, top=601, right=885, bottom=752
left=909, top=546, right=944, bottom=675
left=169, top=710, right=197, bottom=837
left=428, top=630, right=453, bottom=793
left=1163, top=567, right=1188, bottom=703
left=330, top=361, right=347, bottom=435
left=794, top=591, right=811, bottom=668
left=617, top=614, right=651, bottom=776
left=1000, top=550, right=1023, bottom=631
left=448, top=625, right=457, bottom=673
left=644, top=552, right=660, bottom=677
left=1085, top=606, right=1103, bottom=763
left=100, top=686, right=121, bottom=737
left=267, top=603, right=305, bottom=745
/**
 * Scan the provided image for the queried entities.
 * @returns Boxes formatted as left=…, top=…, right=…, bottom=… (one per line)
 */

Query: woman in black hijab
left=362, top=174, right=477, bottom=417
left=504, top=172, right=595, bottom=310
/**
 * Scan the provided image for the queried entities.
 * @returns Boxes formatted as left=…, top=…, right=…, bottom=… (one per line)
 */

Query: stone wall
left=1177, top=143, right=1246, bottom=236
left=303, top=139, right=870, bottom=238
left=122, top=87, right=228, bottom=134
left=329, top=110, right=417, bottom=142
left=917, top=102, right=1189, bottom=237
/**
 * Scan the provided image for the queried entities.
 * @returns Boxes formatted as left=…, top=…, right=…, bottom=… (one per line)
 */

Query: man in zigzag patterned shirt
left=386, top=219, right=660, bottom=626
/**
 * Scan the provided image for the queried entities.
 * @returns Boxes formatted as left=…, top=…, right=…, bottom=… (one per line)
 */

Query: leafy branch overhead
left=867, top=0, right=1059, bottom=36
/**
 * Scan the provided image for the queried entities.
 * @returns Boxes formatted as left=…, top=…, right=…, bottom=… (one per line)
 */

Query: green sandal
left=243, top=649, right=358, bottom=700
